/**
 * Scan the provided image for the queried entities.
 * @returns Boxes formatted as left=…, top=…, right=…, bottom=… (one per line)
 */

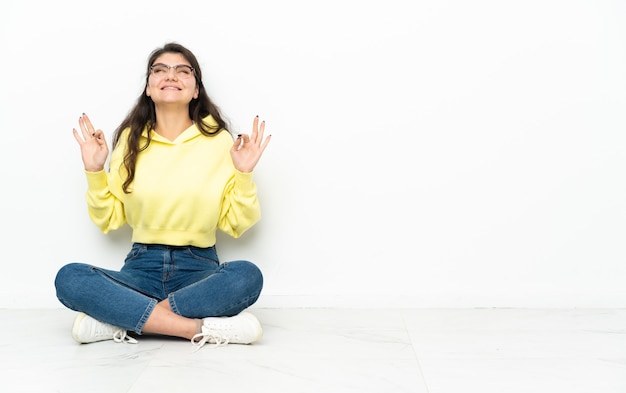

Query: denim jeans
left=55, top=243, right=263, bottom=334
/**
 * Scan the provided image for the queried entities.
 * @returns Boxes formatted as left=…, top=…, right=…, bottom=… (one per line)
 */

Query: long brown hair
left=112, top=42, right=230, bottom=193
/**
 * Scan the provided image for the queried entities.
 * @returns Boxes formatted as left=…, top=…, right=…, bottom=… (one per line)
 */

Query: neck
left=153, top=109, right=194, bottom=141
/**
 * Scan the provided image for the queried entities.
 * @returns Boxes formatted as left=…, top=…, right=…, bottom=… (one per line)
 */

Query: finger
left=78, top=117, right=90, bottom=139
left=72, top=128, right=85, bottom=144
left=79, top=113, right=96, bottom=138
left=256, top=120, right=266, bottom=147
left=240, top=134, right=250, bottom=144
left=231, top=134, right=244, bottom=151
left=81, top=113, right=96, bottom=134
left=92, top=130, right=106, bottom=144
left=78, top=116, right=95, bottom=140
left=259, top=134, right=271, bottom=153
left=250, top=115, right=259, bottom=143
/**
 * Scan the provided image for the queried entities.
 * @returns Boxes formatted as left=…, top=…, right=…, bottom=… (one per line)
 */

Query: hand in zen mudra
left=231, top=116, right=271, bottom=173
left=72, top=113, right=109, bottom=172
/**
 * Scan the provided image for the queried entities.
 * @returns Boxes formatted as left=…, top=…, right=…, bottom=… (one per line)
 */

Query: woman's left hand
left=230, top=116, right=271, bottom=173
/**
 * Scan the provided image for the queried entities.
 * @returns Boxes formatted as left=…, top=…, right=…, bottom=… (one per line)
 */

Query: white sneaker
left=71, top=312, right=137, bottom=344
left=191, top=311, right=262, bottom=350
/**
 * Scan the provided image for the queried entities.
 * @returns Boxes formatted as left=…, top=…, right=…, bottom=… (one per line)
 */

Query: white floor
left=1, top=308, right=625, bottom=393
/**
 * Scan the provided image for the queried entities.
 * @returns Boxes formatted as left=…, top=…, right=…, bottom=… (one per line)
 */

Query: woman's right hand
left=72, top=113, right=109, bottom=172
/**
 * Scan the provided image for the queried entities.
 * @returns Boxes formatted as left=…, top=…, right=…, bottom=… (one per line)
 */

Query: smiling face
left=145, top=52, right=199, bottom=107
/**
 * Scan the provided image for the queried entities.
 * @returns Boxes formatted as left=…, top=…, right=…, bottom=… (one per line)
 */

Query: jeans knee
left=54, top=263, right=88, bottom=304
left=55, top=263, right=78, bottom=287
left=239, top=260, right=264, bottom=292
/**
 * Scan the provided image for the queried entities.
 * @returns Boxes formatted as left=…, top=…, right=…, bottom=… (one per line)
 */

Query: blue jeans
left=55, top=243, right=263, bottom=334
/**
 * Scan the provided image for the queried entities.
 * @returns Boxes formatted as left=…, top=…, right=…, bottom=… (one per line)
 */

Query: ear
left=146, top=86, right=151, bottom=97
left=193, top=86, right=199, bottom=99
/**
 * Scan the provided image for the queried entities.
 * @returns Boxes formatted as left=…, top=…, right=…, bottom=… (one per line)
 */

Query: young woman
left=55, top=42, right=271, bottom=350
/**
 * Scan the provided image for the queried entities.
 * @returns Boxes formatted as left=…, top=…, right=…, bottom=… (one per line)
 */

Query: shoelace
left=191, top=330, right=229, bottom=352
left=113, top=329, right=138, bottom=344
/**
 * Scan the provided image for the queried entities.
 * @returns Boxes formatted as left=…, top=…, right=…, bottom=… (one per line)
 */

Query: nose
left=165, top=67, right=178, bottom=80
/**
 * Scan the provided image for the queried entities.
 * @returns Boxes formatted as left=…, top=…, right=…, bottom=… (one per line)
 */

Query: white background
left=0, top=0, right=624, bottom=309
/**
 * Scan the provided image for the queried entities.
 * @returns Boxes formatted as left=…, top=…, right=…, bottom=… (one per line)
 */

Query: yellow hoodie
left=83, top=116, right=260, bottom=247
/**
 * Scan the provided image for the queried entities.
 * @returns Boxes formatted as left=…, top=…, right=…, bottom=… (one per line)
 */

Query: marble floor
left=1, top=307, right=625, bottom=393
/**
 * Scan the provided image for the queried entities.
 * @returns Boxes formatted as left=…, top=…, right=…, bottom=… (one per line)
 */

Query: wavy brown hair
left=112, top=42, right=230, bottom=193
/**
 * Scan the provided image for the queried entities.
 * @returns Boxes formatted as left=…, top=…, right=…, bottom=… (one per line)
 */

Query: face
left=145, top=52, right=199, bottom=106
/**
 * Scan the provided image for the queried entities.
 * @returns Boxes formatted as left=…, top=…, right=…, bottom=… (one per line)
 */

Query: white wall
left=0, top=0, right=624, bottom=309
